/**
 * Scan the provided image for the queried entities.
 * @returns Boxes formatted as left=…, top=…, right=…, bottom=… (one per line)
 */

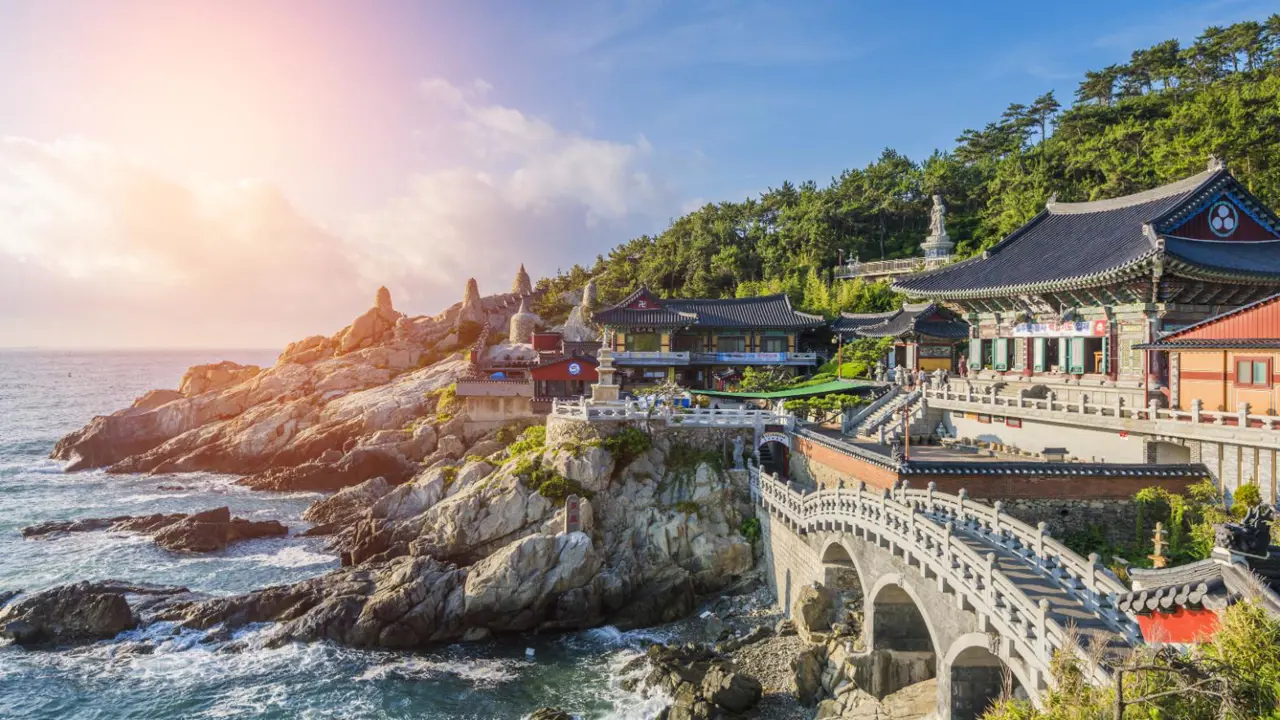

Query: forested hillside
left=536, top=17, right=1280, bottom=320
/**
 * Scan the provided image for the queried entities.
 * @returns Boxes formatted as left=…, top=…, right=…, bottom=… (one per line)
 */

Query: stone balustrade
left=924, top=385, right=1280, bottom=446
left=750, top=467, right=1138, bottom=685
left=550, top=398, right=791, bottom=428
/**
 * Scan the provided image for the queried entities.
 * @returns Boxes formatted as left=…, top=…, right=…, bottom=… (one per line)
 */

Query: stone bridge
left=752, top=469, right=1139, bottom=719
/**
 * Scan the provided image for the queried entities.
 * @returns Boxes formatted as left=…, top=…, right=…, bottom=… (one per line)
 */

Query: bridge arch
left=944, top=634, right=1029, bottom=720
left=866, top=573, right=942, bottom=654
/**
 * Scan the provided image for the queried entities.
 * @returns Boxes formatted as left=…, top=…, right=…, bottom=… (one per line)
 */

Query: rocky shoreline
left=11, top=277, right=936, bottom=718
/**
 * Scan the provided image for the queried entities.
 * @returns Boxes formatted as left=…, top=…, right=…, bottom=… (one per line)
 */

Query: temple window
left=1236, top=358, right=1272, bottom=388
left=717, top=336, right=746, bottom=352
left=626, top=333, right=660, bottom=352
left=759, top=336, right=787, bottom=353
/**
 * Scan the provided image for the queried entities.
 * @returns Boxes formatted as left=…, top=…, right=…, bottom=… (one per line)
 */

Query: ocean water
left=0, top=350, right=666, bottom=719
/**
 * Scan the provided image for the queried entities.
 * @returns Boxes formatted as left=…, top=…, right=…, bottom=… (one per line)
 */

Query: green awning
left=690, top=379, right=874, bottom=400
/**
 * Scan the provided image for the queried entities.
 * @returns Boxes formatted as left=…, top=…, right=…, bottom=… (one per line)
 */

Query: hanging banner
left=1012, top=320, right=1107, bottom=338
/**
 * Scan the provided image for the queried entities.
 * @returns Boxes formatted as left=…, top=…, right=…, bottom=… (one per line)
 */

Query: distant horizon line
left=0, top=346, right=281, bottom=352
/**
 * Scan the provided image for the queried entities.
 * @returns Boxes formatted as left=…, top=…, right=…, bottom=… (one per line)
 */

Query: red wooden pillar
left=1023, top=338, right=1033, bottom=377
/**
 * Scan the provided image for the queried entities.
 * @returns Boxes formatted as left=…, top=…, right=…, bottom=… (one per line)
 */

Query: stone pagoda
left=590, top=340, right=621, bottom=403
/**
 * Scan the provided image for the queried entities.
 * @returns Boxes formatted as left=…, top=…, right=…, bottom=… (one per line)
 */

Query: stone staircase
left=854, top=390, right=924, bottom=442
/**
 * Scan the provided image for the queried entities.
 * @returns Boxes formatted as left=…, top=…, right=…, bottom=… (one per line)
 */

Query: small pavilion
left=833, top=303, right=969, bottom=373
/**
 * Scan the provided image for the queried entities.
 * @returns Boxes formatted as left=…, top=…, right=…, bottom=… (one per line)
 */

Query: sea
left=0, top=350, right=670, bottom=720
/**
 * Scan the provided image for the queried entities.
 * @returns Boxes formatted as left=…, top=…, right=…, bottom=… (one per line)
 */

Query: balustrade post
left=1191, top=398, right=1202, bottom=424
left=1148, top=399, right=1160, bottom=421
left=1078, top=393, right=1088, bottom=415
left=1114, top=395, right=1123, bottom=418
left=927, top=481, right=936, bottom=514
left=983, top=552, right=996, bottom=605
left=991, top=500, right=1004, bottom=542
left=1238, top=401, right=1251, bottom=428
left=957, top=488, right=968, bottom=524
left=1036, top=599, right=1050, bottom=657
left=1035, top=522, right=1047, bottom=568
left=1086, top=552, right=1102, bottom=609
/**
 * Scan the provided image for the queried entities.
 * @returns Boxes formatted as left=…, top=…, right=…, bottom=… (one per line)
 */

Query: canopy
left=690, top=379, right=874, bottom=400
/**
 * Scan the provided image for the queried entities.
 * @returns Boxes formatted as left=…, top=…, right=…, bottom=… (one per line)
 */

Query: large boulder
left=302, top=476, right=393, bottom=527
left=152, top=507, right=287, bottom=553
left=463, top=532, right=602, bottom=632
left=179, top=361, right=261, bottom=397
left=0, top=582, right=136, bottom=646
left=791, top=645, right=827, bottom=707
left=792, top=583, right=837, bottom=641
left=238, top=446, right=416, bottom=492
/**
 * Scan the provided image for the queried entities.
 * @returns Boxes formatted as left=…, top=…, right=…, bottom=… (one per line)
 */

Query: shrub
left=430, top=383, right=462, bottom=423
left=440, top=465, right=458, bottom=489
left=602, top=427, right=652, bottom=467
left=506, top=425, right=547, bottom=456
left=739, top=517, right=762, bottom=544
left=1233, top=482, right=1262, bottom=516
left=533, top=474, right=589, bottom=504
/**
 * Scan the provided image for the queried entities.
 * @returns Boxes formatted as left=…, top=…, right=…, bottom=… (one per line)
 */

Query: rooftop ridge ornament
left=1208, top=155, right=1226, bottom=173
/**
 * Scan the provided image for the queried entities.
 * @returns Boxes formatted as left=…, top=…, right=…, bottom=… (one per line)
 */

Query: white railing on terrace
left=614, top=351, right=691, bottom=363
left=861, top=389, right=921, bottom=437
left=924, top=385, right=1280, bottom=435
left=750, top=468, right=1136, bottom=683
left=691, top=351, right=820, bottom=364
left=550, top=398, right=792, bottom=428
left=835, top=256, right=951, bottom=279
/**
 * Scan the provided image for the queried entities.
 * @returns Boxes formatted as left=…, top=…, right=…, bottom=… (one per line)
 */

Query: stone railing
left=834, top=256, right=950, bottom=280
left=924, top=385, right=1280, bottom=446
left=862, top=389, right=921, bottom=437
left=550, top=398, right=790, bottom=428
left=750, top=468, right=1137, bottom=684
left=613, top=351, right=691, bottom=364
left=842, top=386, right=900, bottom=435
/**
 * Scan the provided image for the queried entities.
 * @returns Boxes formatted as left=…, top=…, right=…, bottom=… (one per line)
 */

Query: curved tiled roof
left=593, top=288, right=825, bottom=329
left=833, top=303, right=969, bottom=339
left=892, top=168, right=1280, bottom=298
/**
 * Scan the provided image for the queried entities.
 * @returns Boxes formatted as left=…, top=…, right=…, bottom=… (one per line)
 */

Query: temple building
left=1137, top=292, right=1280, bottom=414
left=592, top=287, right=826, bottom=390
left=893, top=161, right=1280, bottom=406
left=833, top=302, right=969, bottom=373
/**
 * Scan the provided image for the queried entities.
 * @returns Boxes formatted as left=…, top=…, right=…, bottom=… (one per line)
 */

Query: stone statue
left=894, top=364, right=907, bottom=387
left=928, top=195, right=947, bottom=239
left=875, top=360, right=887, bottom=383
left=1215, top=504, right=1274, bottom=557
left=732, top=436, right=745, bottom=470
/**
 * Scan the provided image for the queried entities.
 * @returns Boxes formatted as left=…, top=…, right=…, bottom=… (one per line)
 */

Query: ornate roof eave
left=898, top=253, right=1159, bottom=302
left=1162, top=256, right=1280, bottom=285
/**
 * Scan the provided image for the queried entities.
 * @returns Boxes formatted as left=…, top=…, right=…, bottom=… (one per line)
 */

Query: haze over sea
left=0, top=349, right=665, bottom=719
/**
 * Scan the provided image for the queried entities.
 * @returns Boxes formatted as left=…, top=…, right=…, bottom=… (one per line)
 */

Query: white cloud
left=0, top=136, right=369, bottom=347
left=351, top=78, right=670, bottom=305
left=0, top=80, right=679, bottom=347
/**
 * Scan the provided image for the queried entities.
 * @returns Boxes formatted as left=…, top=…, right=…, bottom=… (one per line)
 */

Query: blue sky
left=0, top=0, right=1276, bottom=347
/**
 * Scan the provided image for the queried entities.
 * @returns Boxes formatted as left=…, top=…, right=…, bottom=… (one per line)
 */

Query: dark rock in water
left=153, top=507, right=287, bottom=553
left=637, top=643, right=763, bottom=718
left=527, top=709, right=573, bottom=720
left=237, top=447, right=415, bottom=492
left=156, top=485, right=187, bottom=491
left=608, top=564, right=697, bottom=630
left=19, top=509, right=286, bottom=554
left=0, top=581, right=137, bottom=646
left=0, top=589, right=20, bottom=607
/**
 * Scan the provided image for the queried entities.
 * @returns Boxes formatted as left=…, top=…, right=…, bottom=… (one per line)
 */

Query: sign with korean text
left=1012, top=320, right=1107, bottom=338
left=564, top=495, right=582, bottom=534
left=759, top=431, right=791, bottom=448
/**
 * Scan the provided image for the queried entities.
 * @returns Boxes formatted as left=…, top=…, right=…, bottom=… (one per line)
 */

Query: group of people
left=874, top=360, right=950, bottom=390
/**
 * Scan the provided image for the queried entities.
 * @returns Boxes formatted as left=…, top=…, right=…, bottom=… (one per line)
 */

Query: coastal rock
left=237, top=446, right=416, bottom=492
left=791, top=645, right=827, bottom=707
left=302, top=477, right=393, bottom=527
left=179, top=362, right=261, bottom=397
left=463, top=533, right=602, bottom=631
left=526, top=710, right=572, bottom=720
left=21, top=509, right=286, bottom=553
left=152, top=507, right=287, bottom=553
left=792, top=584, right=836, bottom=642
left=131, top=389, right=184, bottom=411
left=0, top=582, right=137, bottom=646
left=634, top=644, right=762, bottom=718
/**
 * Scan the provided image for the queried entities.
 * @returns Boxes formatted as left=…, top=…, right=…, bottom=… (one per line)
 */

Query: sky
left=1, top=0, right=1277, bottom=348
